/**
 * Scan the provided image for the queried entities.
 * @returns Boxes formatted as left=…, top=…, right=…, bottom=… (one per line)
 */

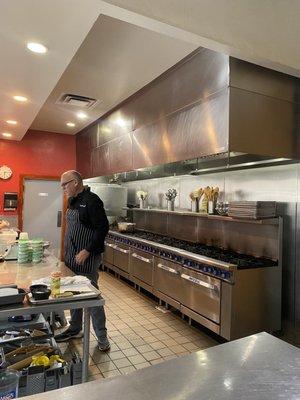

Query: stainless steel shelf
left=131, top=208, right=279, bottom=225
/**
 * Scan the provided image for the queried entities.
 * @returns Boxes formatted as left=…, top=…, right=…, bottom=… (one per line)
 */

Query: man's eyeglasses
left=61, top=179, right=75, bottom=189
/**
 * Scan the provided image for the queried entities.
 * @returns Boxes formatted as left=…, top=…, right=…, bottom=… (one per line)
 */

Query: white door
left=23, top=179, right=62, bottom=258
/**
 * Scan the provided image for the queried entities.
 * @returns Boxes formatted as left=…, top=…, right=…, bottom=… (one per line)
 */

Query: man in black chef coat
left=55, top=170, right=110, bottom=351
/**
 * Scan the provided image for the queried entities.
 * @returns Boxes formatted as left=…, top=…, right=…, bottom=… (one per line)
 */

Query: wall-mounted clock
left=0, top=165, right=13, bottom=180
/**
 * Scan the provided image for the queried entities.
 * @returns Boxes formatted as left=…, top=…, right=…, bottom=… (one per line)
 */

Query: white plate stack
left=228, top=201, right=277, bottom=219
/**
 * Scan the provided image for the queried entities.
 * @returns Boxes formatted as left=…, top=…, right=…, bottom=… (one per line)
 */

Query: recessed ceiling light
left=76, top=112, right=88, bottom=119
left=13, top=95, right=28, bottom=102
left=66, top=122, right=75, bottom=127
left=2, top=133, right=12, bottom=138
left=27, top=42, right=48, bottom=54
left=6, top=120, right=17, bottom=125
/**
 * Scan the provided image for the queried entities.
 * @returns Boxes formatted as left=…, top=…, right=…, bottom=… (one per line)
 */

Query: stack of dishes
left=228, top=201, right=277, bottom=219
left=31, top=239, right=44, bottom=263
left=18, top=240, right=30, bottom=263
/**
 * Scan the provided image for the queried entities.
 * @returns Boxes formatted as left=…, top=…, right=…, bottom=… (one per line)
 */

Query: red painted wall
left=0, top=130, right=76, bottom=215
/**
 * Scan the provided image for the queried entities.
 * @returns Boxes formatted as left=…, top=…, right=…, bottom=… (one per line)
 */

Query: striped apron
left=64, top=208, right=99, bottom=274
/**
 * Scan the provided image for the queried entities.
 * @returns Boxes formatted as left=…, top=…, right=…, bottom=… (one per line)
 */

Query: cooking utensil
left=117, top=222, right=136, bottom=233
left=29, top=284, right=48, bottom=292
left=29, top=285, right=51, bottom=300
left=54, top=290, right=91, bottom=298
left=31, top=288, right=51, bottom=301
left=215, top=202, right=229, bottom=216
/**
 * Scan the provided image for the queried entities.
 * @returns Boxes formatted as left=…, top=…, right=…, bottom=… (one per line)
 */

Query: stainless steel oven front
left=154, top=257, right=182, bottom=308
left=131, top=250, right=154, bottom=288
left=180, top=267, right=221, bottom=324
left=113, top=243, right=130, bottom=273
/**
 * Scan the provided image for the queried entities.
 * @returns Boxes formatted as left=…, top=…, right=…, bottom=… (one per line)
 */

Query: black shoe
left=54, top=328, right=83, bottom=343
left=98, top=339, right=110, bottom=352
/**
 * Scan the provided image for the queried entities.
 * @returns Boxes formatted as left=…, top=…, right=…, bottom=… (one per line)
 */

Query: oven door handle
left=157, top=263, right=179, bottom=275
left=105, top=242, right=116, bottom=249
left=181, top=273, right=216, bottom=290
left=114, top=246, right=130, bottom=254
left=132, top=253, right=152, bottom=263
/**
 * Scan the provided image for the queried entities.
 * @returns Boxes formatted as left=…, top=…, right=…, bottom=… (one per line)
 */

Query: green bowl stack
left=31, top=239, right=44, bottom=263
left=18, top=240, right=30, bottom=263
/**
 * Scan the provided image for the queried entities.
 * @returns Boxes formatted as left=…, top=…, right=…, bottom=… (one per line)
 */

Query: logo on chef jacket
left=1, top=390, right=17, bottom=400
left=79, top=204, right=86, bottom=208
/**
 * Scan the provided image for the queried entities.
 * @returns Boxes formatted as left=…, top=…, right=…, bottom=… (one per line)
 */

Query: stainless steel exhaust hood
left=77, top=48, right=300, bottom=181
left=127, top=56, right=300, bottom=179
left=189, top=154, right=293, bottom=175
left=114, top=153, right=293, bottom=183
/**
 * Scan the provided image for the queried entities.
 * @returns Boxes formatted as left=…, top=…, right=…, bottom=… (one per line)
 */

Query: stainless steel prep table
left=22, top=332, right=300, bottom=400
left=0, top=256, right=105, bottom=382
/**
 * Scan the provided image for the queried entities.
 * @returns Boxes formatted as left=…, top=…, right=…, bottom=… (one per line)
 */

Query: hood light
left=13, top=95, right=28, bottom=102
left=27, top=42, right=48, bottom=54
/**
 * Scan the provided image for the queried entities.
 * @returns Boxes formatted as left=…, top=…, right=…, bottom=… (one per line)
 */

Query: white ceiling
left=1, top=0, right=299, bottom=141
left=0, top=0, right=102, bottom=141
left=102, top=0, right=300, bottom=77
left=31, top=15, right=197, bottom=135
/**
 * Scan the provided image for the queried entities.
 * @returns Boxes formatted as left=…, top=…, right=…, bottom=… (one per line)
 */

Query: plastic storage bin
left=0, top=370, right=19, bottom=400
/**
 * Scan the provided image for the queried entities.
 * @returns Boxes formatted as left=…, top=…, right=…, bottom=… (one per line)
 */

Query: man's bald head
left=61, top=170, right=84, bottom=198
left=61, top=170, right=82, bottom=183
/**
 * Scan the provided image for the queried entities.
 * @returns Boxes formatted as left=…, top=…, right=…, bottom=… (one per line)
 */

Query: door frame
left=19, top=175, right=67, bottom=260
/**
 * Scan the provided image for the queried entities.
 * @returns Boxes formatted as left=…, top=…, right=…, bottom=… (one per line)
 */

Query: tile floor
left=58, top=271, right=218, bottom=382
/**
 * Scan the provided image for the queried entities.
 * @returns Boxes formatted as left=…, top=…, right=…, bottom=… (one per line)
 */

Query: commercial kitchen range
left=103, top=209, right=282, bottom=341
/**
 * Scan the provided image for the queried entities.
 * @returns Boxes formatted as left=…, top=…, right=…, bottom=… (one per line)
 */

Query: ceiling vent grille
left=56, top=93, right=98, bottom=108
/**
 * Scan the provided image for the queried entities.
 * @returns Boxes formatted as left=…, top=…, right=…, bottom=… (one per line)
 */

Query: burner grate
left=112, top=230, right=277, bottom=269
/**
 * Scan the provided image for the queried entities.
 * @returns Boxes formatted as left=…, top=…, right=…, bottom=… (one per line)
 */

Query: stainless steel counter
left=23, top=332, right=300, bottom=400
left=0, top=256, right=105, bottom=382
left=0, top=254, right=71, bottom=288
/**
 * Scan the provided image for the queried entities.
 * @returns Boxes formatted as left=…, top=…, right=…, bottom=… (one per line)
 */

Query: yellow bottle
left=50, top=272, right=61, bottom=296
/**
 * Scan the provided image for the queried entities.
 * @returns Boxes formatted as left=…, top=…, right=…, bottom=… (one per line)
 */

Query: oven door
left=181, top=267, right=221, bottom=324
left=131, top=250, right=154, bottom=286
left=154, top=258, right=182, bottom=305
left=103, top=241, right=115, bottom=265
left=113, top=243, right=130, bottom=273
